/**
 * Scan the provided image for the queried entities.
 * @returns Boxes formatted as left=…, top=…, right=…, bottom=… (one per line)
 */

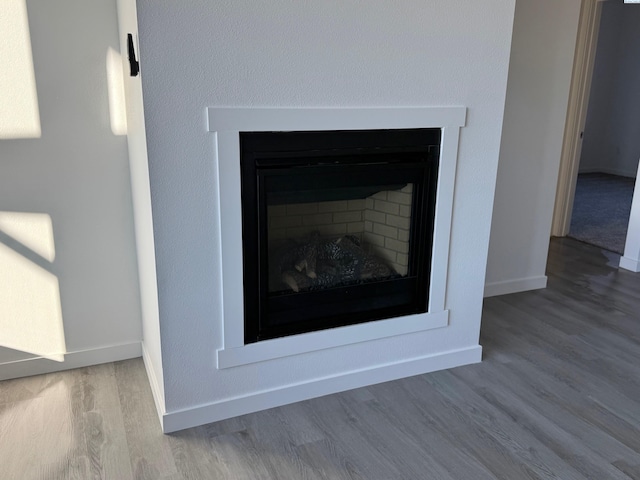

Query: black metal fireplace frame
left=240, top=129, right=440, bottom=343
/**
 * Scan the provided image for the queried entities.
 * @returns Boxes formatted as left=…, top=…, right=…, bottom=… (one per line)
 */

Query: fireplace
left=240, top=129, right=440, bottom=343
left=208, top=107, right=464, bottom=369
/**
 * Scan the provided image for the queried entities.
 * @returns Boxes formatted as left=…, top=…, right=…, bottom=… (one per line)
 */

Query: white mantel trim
left=218, top=310, right=449, bottom=369
left=208, top=107, right=466, bottom=368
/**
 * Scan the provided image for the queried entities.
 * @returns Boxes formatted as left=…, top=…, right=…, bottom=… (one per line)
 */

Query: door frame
left=551, top=0, right=603, bottom=237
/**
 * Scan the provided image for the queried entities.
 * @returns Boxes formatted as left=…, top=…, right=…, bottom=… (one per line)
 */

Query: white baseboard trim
left=619, top=256, right=640, bottom=273
left=578, top=167, right=637, bottom=179
left=0, top=341, right=142, bottom=381
left=161, top=345, right=482, bottom=433
left=484, top=275, right=547, bottom=298
left=141, top=344, right=166, bottom=430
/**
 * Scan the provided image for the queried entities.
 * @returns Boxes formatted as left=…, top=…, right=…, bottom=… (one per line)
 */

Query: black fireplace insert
left=240, top=128, right=440, bottom=343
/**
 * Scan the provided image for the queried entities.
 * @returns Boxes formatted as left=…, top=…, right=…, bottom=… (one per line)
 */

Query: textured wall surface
left=136, top=0, right=516, bottom=414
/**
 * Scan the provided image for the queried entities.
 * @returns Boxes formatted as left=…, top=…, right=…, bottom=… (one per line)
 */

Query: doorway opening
left=553, top=0, right=640, bottom=264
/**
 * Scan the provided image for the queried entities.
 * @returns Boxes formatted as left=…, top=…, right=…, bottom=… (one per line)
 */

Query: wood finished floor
left=1, top=237, right=640, bottom=479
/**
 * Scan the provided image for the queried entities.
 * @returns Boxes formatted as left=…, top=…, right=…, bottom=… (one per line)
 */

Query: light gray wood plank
left=78, top=363, right=134, bottom=480
left=294, top=438, right=367, bottom=480
left=114, top=359, right=178, bottom=479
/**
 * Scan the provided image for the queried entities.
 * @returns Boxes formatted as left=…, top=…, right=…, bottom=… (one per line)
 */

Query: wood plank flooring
left=1, top=237, right=640, bottom=479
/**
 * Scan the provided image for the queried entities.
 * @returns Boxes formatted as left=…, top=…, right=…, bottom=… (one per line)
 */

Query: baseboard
left=578, top=167, right=637, bottom=179
left=142, top=343, right=166, bottom=430
left=484, top=275, right=547, bottom=298
left=161, top=345, right=482, bottom=433
left=0, top=341, right=141, bottom=381
left=619, top=256, right=640, bottom=273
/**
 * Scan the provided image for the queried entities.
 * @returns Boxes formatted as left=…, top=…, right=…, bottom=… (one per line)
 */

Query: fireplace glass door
left=241, top=129, right=440, bottom=343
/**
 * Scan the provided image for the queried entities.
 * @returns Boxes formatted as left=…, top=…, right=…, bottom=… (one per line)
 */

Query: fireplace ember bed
left=241, top=129, right=440, bottom=343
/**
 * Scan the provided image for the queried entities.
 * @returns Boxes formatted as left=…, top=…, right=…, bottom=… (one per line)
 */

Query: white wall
left=621, top=160, right=640, bottom=272
left=485, top=0, right=582, bottom=297
left=580, top=0, right=640, bottom=178
left=136, top=0, right=516, bottom=428
left=0, top=0, right=142, bottom=378
left=115, top=0, right=166, bottom=416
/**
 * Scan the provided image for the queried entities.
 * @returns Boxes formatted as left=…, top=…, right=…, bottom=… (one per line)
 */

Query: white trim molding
left=207, top=107, right=466, bottom=368
left=619, top=256, right=640, bottom=272
left=142, top=343, right=167, bottom=430
left=0, top=341, right=141, bottom=381
left=484, top=275, right=548, bottom=298
left=218, top=310, right=449, bottom=369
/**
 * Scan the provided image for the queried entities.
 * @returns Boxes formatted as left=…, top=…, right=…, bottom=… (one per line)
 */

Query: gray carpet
left=568, top=172, right=635, bottom=254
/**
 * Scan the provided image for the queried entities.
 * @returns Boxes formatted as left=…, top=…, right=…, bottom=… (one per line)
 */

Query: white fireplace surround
left=207, top=107, right=466, bottom=369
